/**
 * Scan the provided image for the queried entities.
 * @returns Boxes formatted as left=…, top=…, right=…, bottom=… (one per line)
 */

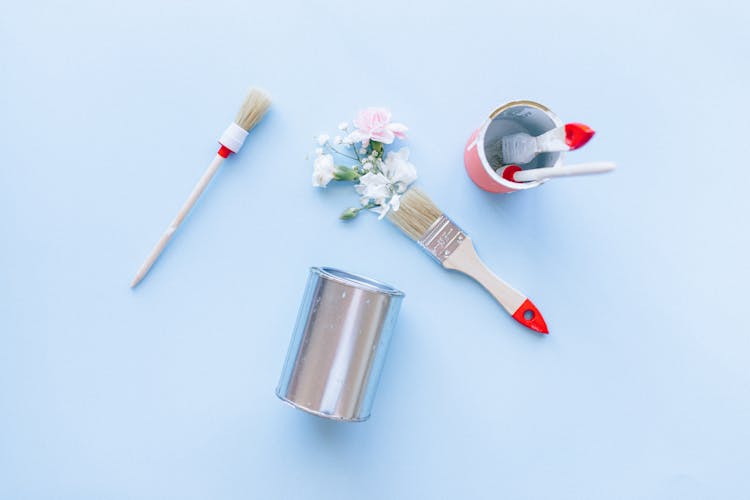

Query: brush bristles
left=234, top=88, right=271, bottom=131
left=387, top=188, right=443, bottom=241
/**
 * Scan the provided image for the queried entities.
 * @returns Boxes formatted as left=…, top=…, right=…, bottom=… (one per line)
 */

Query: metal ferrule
left=418, top=214, right=466, bottom=263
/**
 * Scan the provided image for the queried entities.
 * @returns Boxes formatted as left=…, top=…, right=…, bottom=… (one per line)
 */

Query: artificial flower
left=389, top=193, right=401, bottom=211
left=310, top=108, right=417, bottom=220
left=355, top=172, right=391, bottom=205
left=382, top=148, right=417, bottom=192
left=312, top=154, right=335, bottom=187
left=372, top=203, right=390, bottom=219
left=346, top=107, right=407, bottom=146
left=370, top=193, right=402, bottom=220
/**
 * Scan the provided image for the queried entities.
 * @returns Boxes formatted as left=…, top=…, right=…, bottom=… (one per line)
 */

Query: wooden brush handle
left=442, top=236, right=526, bottom=315
left=131, top=153, right=226, bottom=287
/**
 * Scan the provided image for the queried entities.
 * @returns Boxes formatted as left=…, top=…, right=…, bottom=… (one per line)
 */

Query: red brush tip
left=512, top=298, right=549, bottom=334
left=564, top=123, right=595, bottom=150
left=500, top=164, right=522, bottom=181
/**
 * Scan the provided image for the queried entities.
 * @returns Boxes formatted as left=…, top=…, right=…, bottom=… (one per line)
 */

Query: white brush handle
left=131, top=153, right=226, bottom=287
left=513, top=161, right=616, bottom=182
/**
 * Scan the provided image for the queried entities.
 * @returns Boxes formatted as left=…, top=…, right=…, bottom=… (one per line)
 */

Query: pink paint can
left=464, top=100, right=565, bottom=193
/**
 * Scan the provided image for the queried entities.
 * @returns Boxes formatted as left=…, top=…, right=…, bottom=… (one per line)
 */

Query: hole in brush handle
left=512, top=299, right=549, bottom=334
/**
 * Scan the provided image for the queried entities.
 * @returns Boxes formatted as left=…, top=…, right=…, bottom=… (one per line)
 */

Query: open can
left=276, top=267, right=404, bottom=422
left=464, top=100, right=564, bottom=193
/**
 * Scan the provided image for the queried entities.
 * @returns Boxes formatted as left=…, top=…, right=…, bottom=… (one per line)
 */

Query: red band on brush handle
left=564, top=123, right=595, bottom=150
left=512, top=298, right=549, bottom=334
left=501, top=165, right=522, bottom=182
left=218, top=145, right=233, bottom=158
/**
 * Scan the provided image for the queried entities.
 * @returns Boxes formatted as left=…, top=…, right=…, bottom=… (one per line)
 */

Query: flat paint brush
left=498, top=123, right=594, bottom=165
left=131, top=88, right=271, bottom=288
left=387, top=188, right=548, bottom=334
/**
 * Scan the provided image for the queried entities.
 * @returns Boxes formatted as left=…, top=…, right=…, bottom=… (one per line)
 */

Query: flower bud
left=340, top=207, right=359, bottom=220
left=333, top=166, right=360, bottom=181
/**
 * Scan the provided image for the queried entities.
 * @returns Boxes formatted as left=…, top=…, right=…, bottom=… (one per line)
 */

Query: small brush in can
left=464, top=100, right=598, bottom=193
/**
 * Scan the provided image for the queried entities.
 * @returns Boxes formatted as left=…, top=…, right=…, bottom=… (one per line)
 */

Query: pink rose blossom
left=346, top=107, right=408, bottom=146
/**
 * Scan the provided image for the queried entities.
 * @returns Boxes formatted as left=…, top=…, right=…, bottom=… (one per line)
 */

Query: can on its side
left=464, top=100, right=564, bottom=193
left=276, top=267, right=404, bottom=422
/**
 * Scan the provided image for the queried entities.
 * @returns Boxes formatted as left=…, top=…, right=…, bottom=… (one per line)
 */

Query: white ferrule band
left=219, top=122, right=249, bottom=153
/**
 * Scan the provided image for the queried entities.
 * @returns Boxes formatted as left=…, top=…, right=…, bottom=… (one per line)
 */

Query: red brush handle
left=564, top=123, right=595, bottom=150
left=218, top=144, right=234, bottom=158
left=512, top=299, right=549, bottom=334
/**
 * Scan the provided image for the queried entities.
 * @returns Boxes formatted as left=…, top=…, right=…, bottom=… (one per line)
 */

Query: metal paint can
left=276, top=267, right=404, bottom=422
left=464, top=100, right=564, bottom=193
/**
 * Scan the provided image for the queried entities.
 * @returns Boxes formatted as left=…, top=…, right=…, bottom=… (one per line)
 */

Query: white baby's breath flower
left=342, top=136, right=354, bottom=145
left=333, top=135, right=342, bottom=145
left=338, top=122, right=349, bottom=131
left=317, top=134, right=330, bottom=146
left=382, top=147, right=418, bottom=192
left=315, top=147, right=323, bottom=156
left=312, top=154, right=335, bottom=187
left=344, top=131, right=369, bottom=147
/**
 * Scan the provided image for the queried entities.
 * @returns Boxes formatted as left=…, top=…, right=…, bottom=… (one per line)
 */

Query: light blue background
left=2, top=0, right=749, bottom=498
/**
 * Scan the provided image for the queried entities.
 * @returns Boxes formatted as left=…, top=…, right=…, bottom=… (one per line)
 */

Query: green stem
left=327, top=144, right=358, bottom=161
left=358, top=202, right=378, bottom=212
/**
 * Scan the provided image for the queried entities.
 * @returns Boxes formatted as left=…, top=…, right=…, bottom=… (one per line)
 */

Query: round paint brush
left=498, top=123, right=595, bottom=165
left=131, top=88, right=271, bottom=288
left=499, top=161, right=616, bottom=183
